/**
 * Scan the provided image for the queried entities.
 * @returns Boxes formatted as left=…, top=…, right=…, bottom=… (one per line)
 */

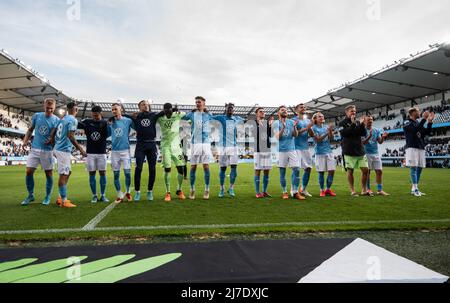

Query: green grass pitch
left=0, top=163, right=449, bottom=241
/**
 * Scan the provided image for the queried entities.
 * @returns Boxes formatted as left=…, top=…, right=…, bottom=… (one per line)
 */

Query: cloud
left=0, top=0, right=449, bottom=106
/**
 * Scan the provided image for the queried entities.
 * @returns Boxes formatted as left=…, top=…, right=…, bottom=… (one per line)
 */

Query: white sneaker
left=418, top=191, right=427, bottom=196
left=203, top=191, right=210, bottom=200
left=301, top=190, right=313, bottom=197
left=189, top=190, right=195, bottom=200
left=413, top=190, right=422, bottom=197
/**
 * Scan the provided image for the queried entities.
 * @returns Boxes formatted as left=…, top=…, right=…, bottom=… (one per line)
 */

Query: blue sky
left=1, top=0, right=449, bottom=106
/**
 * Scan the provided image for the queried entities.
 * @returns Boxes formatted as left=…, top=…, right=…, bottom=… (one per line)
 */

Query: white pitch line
left=81, top=201, right=120, bottom=231
left=0, top=218, right=449, bottom=235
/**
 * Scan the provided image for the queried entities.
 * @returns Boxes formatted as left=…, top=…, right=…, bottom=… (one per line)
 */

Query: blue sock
left=100, top=175, right=107, bottom=196
left=230, top=167, right=237, bottom=186
left=254, top=176, right=261, bottom=194
left=114, top=171, right=121, bottom=192
left=263, top=175, right=270, bottom=193
left=219, top=169, right=226, bottom=188
left=124, top=169, right=131, bottom=193
left=279, top=168, right=287, bottom=192
left=319, top=172, right=325, bottom=190
left=45, top=175, right=53, bottom=198
left=292, top=168, right=300, bottom=192
left=302, top=170, right=311, bottom=190
left=410, top=167, right=418, bottom=186
left=417, top=167, right=423, bottom=184
left=190, top=169, right=196, bottom=190
left=59, top=185, right=67, bottom=201
left=326, top=174, right=334, bottom=189
left=89, top=174, right=97, bottom=196
left=25, top=175, right=34, bottom=197
left=367, top=175, right=371, bottom=190
left=204, top=169, right=211, bottom=191
left=377, top=183, right=383, bottom=192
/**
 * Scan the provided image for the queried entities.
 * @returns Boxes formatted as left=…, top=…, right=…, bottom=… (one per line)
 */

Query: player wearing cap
left=78, top=105, right=109, bottom=203
left=21, top=98, right=60, bottom=206
left=157, top=103, right=187, bottom=202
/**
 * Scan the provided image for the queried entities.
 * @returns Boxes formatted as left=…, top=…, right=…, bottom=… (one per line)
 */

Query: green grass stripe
left=14, top=255, right=135, bottom=283
left=0, top=258, right=38, bottom=273
left=67, top=253, right=182, bottom=283
left=0, top=256, right=87, bottom=283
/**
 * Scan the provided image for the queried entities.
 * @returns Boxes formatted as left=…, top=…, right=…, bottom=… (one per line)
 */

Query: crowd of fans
left=425, top=138, right=450, bottom=157
left=0, top=134, right=29, bottom=157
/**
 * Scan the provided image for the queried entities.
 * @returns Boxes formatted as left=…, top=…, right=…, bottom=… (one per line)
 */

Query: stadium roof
left=1, top=43, right=449, bottom=119
left=303, top=43, right=450, bottom=117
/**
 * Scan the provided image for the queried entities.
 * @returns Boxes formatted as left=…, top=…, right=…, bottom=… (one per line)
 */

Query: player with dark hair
left=211, top=103, right=245, bottom=198
left=157, top=103, right=187, bottom=202
left=78, top=105, right=109, bottom=203
left=122, top=100, right=164, bottom=201
left=252, top=107, right=274, bottom=198
left=53, top=102, right=87, bottom=208
left=272, top=106, right=304, bottom=200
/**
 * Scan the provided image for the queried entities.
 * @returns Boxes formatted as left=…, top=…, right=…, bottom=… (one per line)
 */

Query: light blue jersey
left=182, top=111, right=213, bottom=144
left=55, top=115, right=78, bottom=153
left=312, top=124, right=332, bottom=155
left=363, top=127, right=382, bottom=155
left=292, top=116, right=311, bottom=151
left=107, top=117, right=134, bottom=152
left=31, top=112, right=60, bottom=151
left=212, top=115, right=244, bottom=147
left=273, top=119, right=296, bottom=152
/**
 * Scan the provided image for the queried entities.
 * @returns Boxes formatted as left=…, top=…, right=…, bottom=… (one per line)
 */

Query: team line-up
left=20, top=96, right=435, bottom=207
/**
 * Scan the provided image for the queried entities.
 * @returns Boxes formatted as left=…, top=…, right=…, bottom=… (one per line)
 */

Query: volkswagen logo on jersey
left=141, top=119, right=151, bottom=127
left=164, top=121, right=173, bottom=129
left=38, top=125, right=49, bottom=135
left=114, top=128, right=123, bottom=137
left=91, top=131, right=101, bottom=141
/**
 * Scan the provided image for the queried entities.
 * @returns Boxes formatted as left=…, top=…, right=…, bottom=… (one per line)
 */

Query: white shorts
left=367, top=154, right=382, bottom=171
left=26, top=149, right=54, bottom=171
left=254, top=152, right=273, bottom=170
left=296, top=150, right=313, bottom=170
left=315, top=154, right=336, bottom=172
left=111, top=151, right=132, bottom=171
left=218, top=146, right=239, bottom=167
left=54, top=150, right=72, bottom=175
left=190, top=143, right=212, bottom=165
left=278, top=151, right=300, bottom=168
left=405, top=148, right=426, bottom=168
left=86, top=154, right=107, bottom=172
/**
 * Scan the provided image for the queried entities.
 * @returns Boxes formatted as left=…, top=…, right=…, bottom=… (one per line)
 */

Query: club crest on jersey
left=114, top=128, right=123, bottom=137
left=164, top=121, right=173, bottom=129
left=38, top=125, right=49, bottom=135
left=141, top=119, right=151, bottom=127
left=91, top=131, right=101, bottom=141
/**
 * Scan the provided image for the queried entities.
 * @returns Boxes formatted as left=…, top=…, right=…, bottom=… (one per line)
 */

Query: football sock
left=164, top=172, right=170, bottom=193
left=190, top=169, right=196, bottom=190
left=318, top=172, right=325, bottom=190
left=263, top=175, right=270, bottom=193
left=89, top=174, right=97, bottom=196
left=204, top=168, right=211, bottom=191
left=100, top=175, right=107, bottom=196
left=279, top=168, right=287, bottom=192
left=59, top=184, right=67, bottom=201
left=124, top=169, right=131, bottom=193
left=113, top=171, right=121, bottom=193
left=326, top=174, right=334, bottom=190
left=292, top=168, right=300, bottom=193
left=45, top=175, right=53, bottom=198
left=25, top=175, right=34, bottom=197
left=230, top=166, right=237, bottom=189
left=254, top=176, right=261, bottom=194
left=302, top=170, right=311, bottom=190
left=219, top=169, right=226, bottom=190
left=177, top=173, right=183, bottom=191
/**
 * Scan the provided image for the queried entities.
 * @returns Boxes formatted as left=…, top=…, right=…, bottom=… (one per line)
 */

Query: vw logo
left=141, top=119, right=151, bottom=127
left=91, top=131, right=101, bottom=141
left=38, top=125, right=48, bottom=135
left=164, top=121, right=173, bottom=129
left=114, top=128, right=123, bottom=137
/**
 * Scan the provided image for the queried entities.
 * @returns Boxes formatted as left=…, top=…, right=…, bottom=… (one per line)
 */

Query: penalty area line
left=0, top=218, right=450, bottom=235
